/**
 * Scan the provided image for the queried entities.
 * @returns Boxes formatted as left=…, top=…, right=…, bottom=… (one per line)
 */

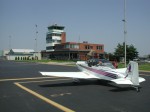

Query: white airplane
left=40, top=59, right=145, bottom=92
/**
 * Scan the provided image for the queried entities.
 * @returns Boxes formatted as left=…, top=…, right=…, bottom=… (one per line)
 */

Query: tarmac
left=0, top=60, right=150, bottom=112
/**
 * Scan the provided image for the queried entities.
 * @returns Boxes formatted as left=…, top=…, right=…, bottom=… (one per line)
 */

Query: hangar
left=7, top=49, right=41, bottom=60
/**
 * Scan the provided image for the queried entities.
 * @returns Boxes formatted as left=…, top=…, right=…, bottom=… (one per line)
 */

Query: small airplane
left=40, top=59, right=145, bottom=92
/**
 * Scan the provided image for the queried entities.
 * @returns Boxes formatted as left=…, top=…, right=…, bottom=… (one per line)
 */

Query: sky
left=0, top=0, right=150, bottom=56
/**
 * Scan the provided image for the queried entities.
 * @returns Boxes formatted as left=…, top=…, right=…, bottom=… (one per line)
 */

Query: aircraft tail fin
left=125, top=61, right=140, bottom=86
left=112, top=61, right=145, bottom=86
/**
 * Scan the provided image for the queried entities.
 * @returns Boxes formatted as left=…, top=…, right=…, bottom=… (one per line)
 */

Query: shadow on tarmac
left=39, top=79, right=138, bottom=92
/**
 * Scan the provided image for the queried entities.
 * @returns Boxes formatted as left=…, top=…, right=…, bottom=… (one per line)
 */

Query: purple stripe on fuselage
left=79, top=64, right=117, bottom=79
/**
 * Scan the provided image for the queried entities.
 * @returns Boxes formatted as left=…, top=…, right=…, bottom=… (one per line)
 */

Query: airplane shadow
left=39, top=79, right=100, bottom=87
left=39, top=79, right=139, bottom=92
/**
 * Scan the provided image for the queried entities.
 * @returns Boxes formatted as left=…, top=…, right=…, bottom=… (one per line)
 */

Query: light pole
left=123, top=0, right=127, bottom=67
left=35, top=24, right=38, bottom=60
left=35, top=24, right=38, bottom=52
left=9, top=35, right=11, bottom=60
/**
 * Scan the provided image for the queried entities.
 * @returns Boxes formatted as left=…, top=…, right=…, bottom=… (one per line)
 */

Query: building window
left=47, top=34, right=52, bottom=38
left=46, top=46, right=55, bottom=50
left=97, top=46, right=103, bottom=50
left=52, top=33, right=61, bottom=36
left=70, top=44, right=74, bottom=48
left=65, top=44, right=69, bottom=48
left=74, top=44, right=79, bottom=49
left=57, top=40, right=61, bottom=43
left=46, top=35, right=52, bottom=43
left=46, top=39, right=52, bottom=43
left=85, top=45, right=90, bottom=49
left=85, top=45, right=93, bottom=49
left=65, top=44, right=79, bottom=49
left=46, top=39, right=61, bottom=43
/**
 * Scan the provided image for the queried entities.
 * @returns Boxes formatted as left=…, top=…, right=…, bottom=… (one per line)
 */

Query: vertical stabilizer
left=126, top=61, right=139, bottom=86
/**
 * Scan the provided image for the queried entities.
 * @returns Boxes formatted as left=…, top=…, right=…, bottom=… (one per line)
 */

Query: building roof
left=48, top=24, right=65, bottom=30
left=11, top=49, right=34, bottom=53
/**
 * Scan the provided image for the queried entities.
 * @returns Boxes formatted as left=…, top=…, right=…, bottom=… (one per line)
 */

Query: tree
left=114, top=43, right=138, bottom=62
left=108, top=53, right=119, bottom=61
left=147, top=54, right=150, bottom=59
left=15, top=57, right=18, bottom=60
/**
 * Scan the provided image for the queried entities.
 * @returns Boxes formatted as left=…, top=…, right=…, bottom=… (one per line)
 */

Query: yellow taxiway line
left=16, top=78, right=71, bottom=84
left=1, top=76, right=75, bottom=111
left=14, top=82, right=75, bottom=112
left=0, top=76, right=56, bottom=82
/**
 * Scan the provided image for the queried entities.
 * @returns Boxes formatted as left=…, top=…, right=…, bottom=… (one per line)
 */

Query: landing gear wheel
left=132, top=85, right=140, bottom=92
left=73, top=78, right=80, bottom=84
left=136, top=87, right=140, bottom=92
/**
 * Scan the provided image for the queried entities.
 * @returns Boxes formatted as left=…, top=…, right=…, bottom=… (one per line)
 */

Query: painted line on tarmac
left=16, top=78, right=71, bottom=84
left=14, top=82, right=75, bottom=112
left=0, top=76, right=56, bottom=82
left=50, top=92, right=72, bottom=98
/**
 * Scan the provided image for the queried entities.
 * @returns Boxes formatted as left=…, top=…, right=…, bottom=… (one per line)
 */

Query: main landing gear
left=132, top=85, right=140, bottom=92
left=72, top=78, right=80, bottom=84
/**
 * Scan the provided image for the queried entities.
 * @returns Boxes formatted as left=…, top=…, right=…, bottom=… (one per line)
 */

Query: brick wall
left=61, top=32, right=66, bottom=43
left=79, top=43, right=104, bottom=54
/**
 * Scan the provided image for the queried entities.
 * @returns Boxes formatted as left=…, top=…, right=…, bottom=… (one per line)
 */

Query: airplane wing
left=40, top=72, right=98, bottom=79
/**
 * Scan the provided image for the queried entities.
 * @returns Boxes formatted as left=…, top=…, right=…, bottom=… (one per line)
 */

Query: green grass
left=118, top=63, right=150, bottom=71
left=139, top=63, right=150, bottom=71
left=118, top=63, right=125, bottom=68
left=16, top=60, right=150, bottom=71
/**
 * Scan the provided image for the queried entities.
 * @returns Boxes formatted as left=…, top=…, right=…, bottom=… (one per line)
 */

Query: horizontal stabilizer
left=139, top=77, right=146, bottom=83
left=112, top=77, right=146, bottom=85
left=112, top=78, right=133, bottom=85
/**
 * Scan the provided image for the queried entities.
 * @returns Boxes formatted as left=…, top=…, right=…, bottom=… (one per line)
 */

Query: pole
left=9, top=35, right=11, bottom=60
left=35, top=24, right=38, bottom=52
left=35, top=24, right=38, bottom=60
left=123, top=0, right=127, bottom=67
left=9, top=35, right=11, bottom=50
left=78, top=35, right=80, bottom=60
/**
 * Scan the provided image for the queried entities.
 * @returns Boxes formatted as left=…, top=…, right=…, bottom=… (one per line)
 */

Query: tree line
left=106, top=42, right=139, bottom=62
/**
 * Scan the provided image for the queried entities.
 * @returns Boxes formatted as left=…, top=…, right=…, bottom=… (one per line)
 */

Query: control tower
left=46, top=24, right=66, bottom=52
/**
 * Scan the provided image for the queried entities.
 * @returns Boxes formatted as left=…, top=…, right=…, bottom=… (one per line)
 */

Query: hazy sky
left=0, top=0, right=150, bottom=56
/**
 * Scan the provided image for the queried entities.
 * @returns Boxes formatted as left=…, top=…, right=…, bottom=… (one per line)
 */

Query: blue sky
left=0, top=0, right=150, bottom=56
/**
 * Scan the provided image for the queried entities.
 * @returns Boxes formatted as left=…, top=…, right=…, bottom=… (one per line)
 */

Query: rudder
left=125, top=61, right=139, bottom=86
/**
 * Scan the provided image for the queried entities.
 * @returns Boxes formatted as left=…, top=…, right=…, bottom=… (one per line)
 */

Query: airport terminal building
left=42, top=24, right=104, bottom=60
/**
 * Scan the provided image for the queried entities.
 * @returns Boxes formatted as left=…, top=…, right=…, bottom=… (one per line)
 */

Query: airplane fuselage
left=76, top=61, right=124, bottom=81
